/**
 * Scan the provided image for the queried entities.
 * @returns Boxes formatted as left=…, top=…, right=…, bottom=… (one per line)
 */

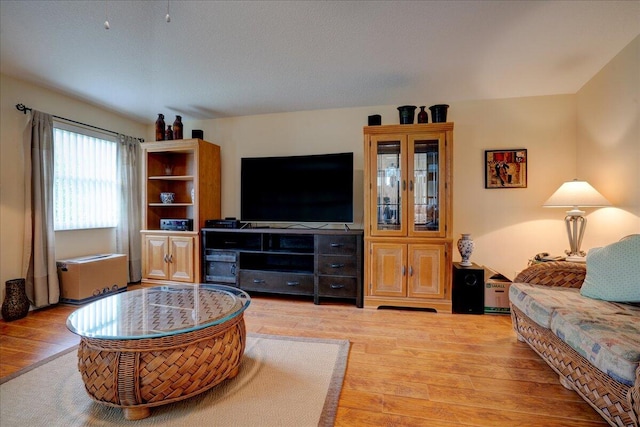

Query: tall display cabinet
left=363, top=123, right=453, bottom=312
left=141, top=139, right=221, bottom=285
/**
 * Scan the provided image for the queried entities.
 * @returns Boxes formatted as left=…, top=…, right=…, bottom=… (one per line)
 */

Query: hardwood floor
left=0, top=291, right=606, bottom=426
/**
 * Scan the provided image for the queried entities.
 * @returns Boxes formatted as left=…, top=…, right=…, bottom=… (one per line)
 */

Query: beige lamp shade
left=543, top=179, right=611, bottom=209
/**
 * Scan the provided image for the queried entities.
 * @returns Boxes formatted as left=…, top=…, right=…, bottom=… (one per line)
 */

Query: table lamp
left=543, top=179, right=611, bottom=262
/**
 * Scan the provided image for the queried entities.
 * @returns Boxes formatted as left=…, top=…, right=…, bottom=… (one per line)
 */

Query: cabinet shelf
left=149, top=175, right=194, bottom=181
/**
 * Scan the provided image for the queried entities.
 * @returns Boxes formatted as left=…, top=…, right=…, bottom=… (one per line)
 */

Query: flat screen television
left=241, top=152, right=354, bottom=223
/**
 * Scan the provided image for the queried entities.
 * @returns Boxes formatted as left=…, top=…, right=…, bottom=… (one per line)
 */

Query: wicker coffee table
left=66, top=284, right=250, bottom=420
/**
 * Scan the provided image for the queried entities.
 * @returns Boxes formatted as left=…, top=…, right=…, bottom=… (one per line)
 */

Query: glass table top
left=66, top=284, right=250, bottom=340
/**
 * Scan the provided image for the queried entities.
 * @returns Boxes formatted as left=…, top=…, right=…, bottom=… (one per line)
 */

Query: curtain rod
left=16, top=104, right=145, bottom=143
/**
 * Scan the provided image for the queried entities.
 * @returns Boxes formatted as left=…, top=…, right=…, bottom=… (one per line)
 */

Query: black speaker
left=452, top=262, right=484, bottom=314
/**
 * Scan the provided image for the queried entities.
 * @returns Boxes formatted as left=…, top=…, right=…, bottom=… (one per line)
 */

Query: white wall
left=1, top=35, right=638, bottom=307
left=175, top=37, right=639, bottom=279
left=180, top=96, right=580, bottom=279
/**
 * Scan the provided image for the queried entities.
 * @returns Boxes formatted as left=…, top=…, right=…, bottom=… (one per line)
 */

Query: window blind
left=53, top=125, right=118, bottom=230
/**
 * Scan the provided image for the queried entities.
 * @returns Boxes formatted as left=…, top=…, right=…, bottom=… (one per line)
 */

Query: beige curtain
left=116, top=134, right=142, bottom=283
left=22, top=110, right=59, bottom=307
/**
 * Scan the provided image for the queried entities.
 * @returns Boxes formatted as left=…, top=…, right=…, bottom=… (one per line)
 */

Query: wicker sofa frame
left=510, top=261, right=640, bottom=427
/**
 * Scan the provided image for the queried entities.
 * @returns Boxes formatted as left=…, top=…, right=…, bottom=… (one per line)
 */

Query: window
left=53, top=124, right=118, bottom=230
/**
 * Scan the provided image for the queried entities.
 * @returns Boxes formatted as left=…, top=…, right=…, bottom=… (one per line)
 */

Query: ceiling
left=1, top=1, right=639, bottom=124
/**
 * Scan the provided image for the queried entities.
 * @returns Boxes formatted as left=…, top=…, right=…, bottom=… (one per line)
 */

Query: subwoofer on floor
left=452, top=262, right=485, bottom=314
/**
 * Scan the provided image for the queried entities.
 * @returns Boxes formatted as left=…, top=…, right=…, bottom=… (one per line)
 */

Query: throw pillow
left=580, top=234, right=640, bottom=302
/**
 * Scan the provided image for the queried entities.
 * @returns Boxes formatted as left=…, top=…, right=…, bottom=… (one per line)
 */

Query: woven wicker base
left=510, top=305, right=637, bottom=427
left=76, top=314, right=246, bottom=420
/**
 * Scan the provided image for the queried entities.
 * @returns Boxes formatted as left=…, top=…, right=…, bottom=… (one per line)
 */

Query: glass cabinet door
left=369, top=135, right=406, bottom=236
left=408, top=134, right=446, bottom=237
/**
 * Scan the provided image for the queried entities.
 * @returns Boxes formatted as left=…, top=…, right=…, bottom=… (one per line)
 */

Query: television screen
left=241, top=152, right=354, bottom=223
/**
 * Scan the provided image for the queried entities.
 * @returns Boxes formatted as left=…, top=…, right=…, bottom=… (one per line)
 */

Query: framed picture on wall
left=485, top=149, right=527, bottom=188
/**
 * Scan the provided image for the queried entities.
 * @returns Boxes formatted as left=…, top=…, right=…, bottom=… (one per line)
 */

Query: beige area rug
left=0, top=333, right=349, bottom=426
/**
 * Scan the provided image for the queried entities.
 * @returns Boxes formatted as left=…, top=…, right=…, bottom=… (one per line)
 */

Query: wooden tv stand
left=201, top=228, right=363, bottom=307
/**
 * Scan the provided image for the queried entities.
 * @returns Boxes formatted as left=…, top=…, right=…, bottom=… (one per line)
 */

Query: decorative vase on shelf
left=172, top=115, right=183, bottom=140
left=429, top=104, right=449, bottom=123
left=2, top=278, right=30, bottom=321
left=397, top=105, right=417, bottom=124
left=155, top=114, right=165, bottom=141
left=457, top=233, right=475, bottom=267
left=417, top=106, right=428, bottom=123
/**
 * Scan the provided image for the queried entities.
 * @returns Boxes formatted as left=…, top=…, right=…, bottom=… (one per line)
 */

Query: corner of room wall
left=451, top=95, right=578, bottom=278
left=575, top=35, right=640, bottom=249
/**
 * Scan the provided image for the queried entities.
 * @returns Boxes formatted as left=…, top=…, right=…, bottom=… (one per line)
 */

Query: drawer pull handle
left=330, top=263, right=345, bottom=268
left=330, top=243, right=344, bottom=247
left=253, top=279, right=265, bottom=284
left=286, top=281, right=300, bottom=286
left=330, top=284, right=344, bottom=289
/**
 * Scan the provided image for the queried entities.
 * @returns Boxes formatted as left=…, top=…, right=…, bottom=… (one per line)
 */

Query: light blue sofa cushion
left=580, top=234, right=640, bottom=303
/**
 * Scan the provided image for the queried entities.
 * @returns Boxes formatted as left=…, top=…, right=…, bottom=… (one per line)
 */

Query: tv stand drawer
left=239, top=270, right=314, bottom=296
left=318, top=276, right=357, bottom=298
left=317, top=235, right=357, bottom=255
left=318, top=255, right=357, bottom=276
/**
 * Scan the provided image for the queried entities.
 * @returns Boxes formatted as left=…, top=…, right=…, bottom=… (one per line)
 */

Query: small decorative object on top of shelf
left=2, top=278, right=30, bottom=321
left=155, top=114, right=165, bottom=141
left=457, top=233, right=475, bottom=266
left=429, top=104, right=449, bottom=123
left=417, top=106, right=428, bottom=123
left=172, top=115, right=183, bottom=140
left=368, top=114, right=381, bottom=126
left=397, top=105, right=417, bottom=124
left=165, top=125, right=173, bottom=140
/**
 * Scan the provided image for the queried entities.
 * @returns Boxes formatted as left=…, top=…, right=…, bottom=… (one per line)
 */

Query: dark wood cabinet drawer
left=239, top=270, right=314, bottom=296
left=318, top=276, right=357, bottom=298
left=204, top=250, right=237, bottom=284
left=318, top=255, right=357, bottom=276
left=317, top=235, right=357, bottom=255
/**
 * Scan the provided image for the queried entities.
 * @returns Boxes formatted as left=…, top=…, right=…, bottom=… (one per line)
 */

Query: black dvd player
left=204, top=219, right=241, bottom=229
left=160, top=219, right=193, bottom=231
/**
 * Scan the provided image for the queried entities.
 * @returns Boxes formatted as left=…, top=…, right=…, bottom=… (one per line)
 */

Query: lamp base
left=565, top=254, right=586, bottom=263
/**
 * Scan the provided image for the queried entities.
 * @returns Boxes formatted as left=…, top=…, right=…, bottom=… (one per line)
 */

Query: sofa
left=509, top=235, right=640, bottom=427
